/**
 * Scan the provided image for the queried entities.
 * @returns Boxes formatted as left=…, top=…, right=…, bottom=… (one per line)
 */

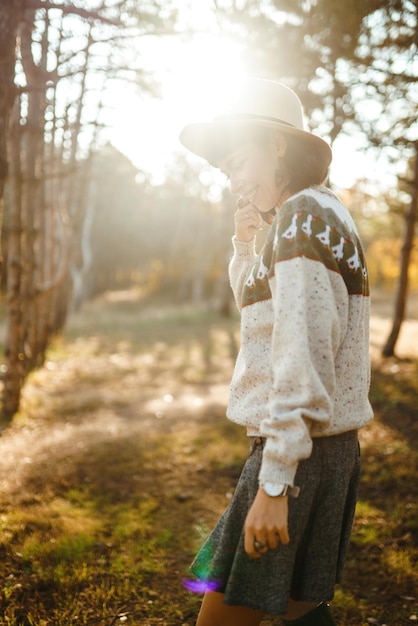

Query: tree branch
left=25, top=0, right=121, bottom=26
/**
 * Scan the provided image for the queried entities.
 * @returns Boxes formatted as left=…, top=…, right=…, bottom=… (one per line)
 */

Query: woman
left=179, top=78, right=373, bottom=626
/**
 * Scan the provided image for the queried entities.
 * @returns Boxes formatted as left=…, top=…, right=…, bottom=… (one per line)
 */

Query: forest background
left=0, top=1, right=417, bottom=625
left=0, top=0, right=417, bottom=417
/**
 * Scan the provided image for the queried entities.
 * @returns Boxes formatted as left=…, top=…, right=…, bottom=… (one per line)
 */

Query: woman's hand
left=234, top=200, right=262, bottom=243
left=244, top=488, right=289, bottom=559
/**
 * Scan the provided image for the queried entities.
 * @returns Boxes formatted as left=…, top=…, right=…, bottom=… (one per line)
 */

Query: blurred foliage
left=1, top=0, right=417, bottom=418
left=77, top=145, right=235, bottom=305
left=367, top=239, right=418, bottom=289
left=73, top=144, right=418, bottom=302
left=1, top=0, right=417, bottom=305
left=81, top=0, right=417, bottom=303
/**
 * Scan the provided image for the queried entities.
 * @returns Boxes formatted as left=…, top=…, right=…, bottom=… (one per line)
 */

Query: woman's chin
left=258, top=207, right=277, bottom=224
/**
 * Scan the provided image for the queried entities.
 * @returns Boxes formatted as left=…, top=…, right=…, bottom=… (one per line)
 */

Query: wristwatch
left=261, top=481, right=300, bottom=498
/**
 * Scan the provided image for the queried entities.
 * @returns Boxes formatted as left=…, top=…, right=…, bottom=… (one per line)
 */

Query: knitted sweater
left=227, top=185, right=373, bottom=487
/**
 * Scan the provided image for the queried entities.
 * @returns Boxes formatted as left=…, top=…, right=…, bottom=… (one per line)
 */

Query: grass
left=0, top=292, right=417, bottom=625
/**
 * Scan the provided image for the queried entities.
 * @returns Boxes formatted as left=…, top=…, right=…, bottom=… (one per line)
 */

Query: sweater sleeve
left=258, top=207, right=350, bottom=487
left=228, top=236, right=257, bottom=311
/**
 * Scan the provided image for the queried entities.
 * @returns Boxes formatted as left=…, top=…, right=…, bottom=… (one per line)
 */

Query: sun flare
left=108, top=33, right=371, bottom=189
left=107, top=34, right=247, bottom=180
left=162, top=34, right=247, bottom=124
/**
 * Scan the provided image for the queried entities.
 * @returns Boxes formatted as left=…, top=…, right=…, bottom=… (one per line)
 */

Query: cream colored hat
left=179, top=78, right=332, bottom=177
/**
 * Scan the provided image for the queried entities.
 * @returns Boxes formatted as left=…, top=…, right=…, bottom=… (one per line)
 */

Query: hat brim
left=179, top=118, right=332, bottom=177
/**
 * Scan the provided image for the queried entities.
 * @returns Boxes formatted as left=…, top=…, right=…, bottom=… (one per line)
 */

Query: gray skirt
left=190, top=430, right=360, bottom=615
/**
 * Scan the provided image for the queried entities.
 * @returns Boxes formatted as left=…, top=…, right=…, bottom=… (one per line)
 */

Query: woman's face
left=218, top=131, right=289, bottom=215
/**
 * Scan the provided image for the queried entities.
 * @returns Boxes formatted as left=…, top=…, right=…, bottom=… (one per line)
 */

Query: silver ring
left=253, top=539, right=266, bottom=552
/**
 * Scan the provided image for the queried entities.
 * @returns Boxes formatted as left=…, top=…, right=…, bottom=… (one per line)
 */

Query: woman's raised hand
left=234, top=197, right=262, bottom=242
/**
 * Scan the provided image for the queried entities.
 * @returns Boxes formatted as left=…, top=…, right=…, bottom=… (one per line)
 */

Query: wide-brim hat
left=179, top=78, right=332, bottom=179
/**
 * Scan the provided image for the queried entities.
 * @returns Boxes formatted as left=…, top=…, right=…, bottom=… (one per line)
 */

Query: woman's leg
left=195, top=591, right=265, bottom=626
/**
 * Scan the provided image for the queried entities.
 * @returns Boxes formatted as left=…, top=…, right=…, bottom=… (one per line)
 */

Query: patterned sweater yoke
left=227, top=185, right=373, bottom=487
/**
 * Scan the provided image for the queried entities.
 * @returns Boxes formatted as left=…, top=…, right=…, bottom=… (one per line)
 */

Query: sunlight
left=107, top=33, right=385, bottom=190
left=107, top=34, right=247, bottom=181
left=162, top=35, right=246, bottom=123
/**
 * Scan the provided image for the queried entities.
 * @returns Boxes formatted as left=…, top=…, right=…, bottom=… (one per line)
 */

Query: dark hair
left=283, top=133, right=328, bottom=193
left=213, top=125, right=328, bottom=192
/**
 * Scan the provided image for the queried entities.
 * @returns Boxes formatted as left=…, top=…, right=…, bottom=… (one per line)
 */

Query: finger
left=237, top=194, right=253, bottom=210
left=244, top=532, right=260, bottom=559
left=235, top=208, right=255, bottom=222
left=244, top=530, right=266, bottom=559
left=248, top=544, right=266, bottom=559
left=277, top=524, right=290, bottom=545
left=241, top=208, right=261, bottom=230
left=246, top=206, right=263, bottom=229
left=266, top=529, right=280, bottom=551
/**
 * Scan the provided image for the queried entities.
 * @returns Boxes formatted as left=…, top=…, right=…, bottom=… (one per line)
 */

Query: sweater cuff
left=231, top=235, right=256, bottom=258
left=258, top=455, right=299, bottom=488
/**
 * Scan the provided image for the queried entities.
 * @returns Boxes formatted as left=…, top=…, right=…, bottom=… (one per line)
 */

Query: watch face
left=263, top=482, right=286, bottom=497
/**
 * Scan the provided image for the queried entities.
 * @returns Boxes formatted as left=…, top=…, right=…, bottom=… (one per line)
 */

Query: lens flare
left=182, top=578, right=222, bottom=594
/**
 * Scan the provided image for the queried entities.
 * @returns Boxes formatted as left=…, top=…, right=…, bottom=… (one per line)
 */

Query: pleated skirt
left=189, top=430, right=360, bottom=615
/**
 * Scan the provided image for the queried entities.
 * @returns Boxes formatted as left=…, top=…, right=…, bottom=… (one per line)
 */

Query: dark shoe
left=280, top=603, right=337, bottom=625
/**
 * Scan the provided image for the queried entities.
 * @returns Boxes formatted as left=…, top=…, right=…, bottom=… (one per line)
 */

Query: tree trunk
left=3, top=101, right=25, bottom=419
left=0, top=2, right=23, bottom=277
left=0, top=2, right=21, bottom=196
left=382, top=141, right=418, bottom=358
left=3, top=11, right=49, bottom=419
